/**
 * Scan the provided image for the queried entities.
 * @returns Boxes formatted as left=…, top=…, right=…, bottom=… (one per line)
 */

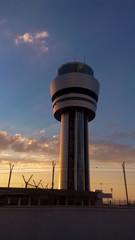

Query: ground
left=0, top=206, right=135, bottom=240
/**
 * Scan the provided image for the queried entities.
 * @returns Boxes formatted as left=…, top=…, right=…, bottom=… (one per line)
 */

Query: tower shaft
left=59, top=109, right=89, bottom=191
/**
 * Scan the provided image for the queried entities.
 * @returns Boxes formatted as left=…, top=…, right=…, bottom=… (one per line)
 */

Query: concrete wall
left=0, top=207, right=135, bottom=240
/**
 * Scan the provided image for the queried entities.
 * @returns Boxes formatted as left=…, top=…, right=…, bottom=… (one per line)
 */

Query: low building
left=0, top=187, right=112, bottom=206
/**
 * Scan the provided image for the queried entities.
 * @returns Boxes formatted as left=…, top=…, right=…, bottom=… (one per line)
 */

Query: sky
left=0, top=0, right=135, bottom=202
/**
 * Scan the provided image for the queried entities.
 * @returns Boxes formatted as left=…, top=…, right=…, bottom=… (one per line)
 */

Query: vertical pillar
left=57, top=197, right=59, bottom=206
left=18, top=197, right=21, bottom=206
left=77, top=111, right=85, bottom=191
left=81, top=198, right=83, bottom=207
left=74, top=109, right=78, bottom=190
left=8, top=197, right=10, bottom=205
left=59, top=113, right=69, bottom=189
left=28, top=198, right=31, bottom=206
left=84, top=115, right=90, bottom=190
left=68, top=111, right=75, bottom=189
left=38, top=198, right=40, bottom=206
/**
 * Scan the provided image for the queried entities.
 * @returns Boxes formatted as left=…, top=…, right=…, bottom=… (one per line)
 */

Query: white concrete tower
left=50, top=62, right=100, bottom=191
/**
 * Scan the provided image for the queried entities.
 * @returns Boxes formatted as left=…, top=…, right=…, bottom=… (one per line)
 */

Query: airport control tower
left=50, top=62, right=100, bottom=191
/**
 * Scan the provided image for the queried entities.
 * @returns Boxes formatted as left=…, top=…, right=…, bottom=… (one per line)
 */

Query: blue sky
left=0, top=0, right=135, bottom=199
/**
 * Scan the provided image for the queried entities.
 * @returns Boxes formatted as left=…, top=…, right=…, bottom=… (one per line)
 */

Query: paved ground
left=0, top=206, right=135, bottom=240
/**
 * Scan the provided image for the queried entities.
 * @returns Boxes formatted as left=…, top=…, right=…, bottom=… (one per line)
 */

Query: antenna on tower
left=84, top=56, right=85, bottom=63
left=8, top=163, right=14, bottom=188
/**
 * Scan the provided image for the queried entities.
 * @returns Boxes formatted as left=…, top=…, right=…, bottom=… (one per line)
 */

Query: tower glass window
left=56, top=62, right=94, bottom=77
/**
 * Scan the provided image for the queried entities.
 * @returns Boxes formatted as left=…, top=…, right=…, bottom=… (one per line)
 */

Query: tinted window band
left=53, top=97, right=97, bottom=108
left=52, top=87, right=98, bottom=102
left=56, top=63, right=94, bottom=77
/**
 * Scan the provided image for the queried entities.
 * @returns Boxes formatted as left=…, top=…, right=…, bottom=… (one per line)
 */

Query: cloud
left=15, top=33, right=33, bottom=45
left=90, top=140, right=135, bottom=164
left=41, top=45, right=48, bottom=52
left=0, top=18, right=8, bottom=26
left=14, top=30, right=49, bottom=52
left=107, top=130, right=135, bottom=139
left=107, top=123, right=121, bottom=129
left=0, top=130, right=135, bottom=165
left=90, top=131, right=99, bottom=137
left=0, top=130, right=59, bottom=154
left=39, top=129, right=45, bottom=134
left=35, top=31, right=49, bottom=39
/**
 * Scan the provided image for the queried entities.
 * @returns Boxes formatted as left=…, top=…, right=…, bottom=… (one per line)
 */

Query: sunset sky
left=0, top=0, right=135, bottom=202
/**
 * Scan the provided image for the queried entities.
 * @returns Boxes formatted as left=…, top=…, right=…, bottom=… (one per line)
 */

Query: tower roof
left=56, top=62, right=94, bottom=77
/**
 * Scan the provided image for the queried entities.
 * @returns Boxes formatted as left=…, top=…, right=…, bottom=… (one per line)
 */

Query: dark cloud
left=0, top=131, right=13, bottom=149
left=106, top=123, right=121, bottom=129
left=107, top=130, right=135, bottom=139
left=90, top=131, right=99, bottom=137
left=0, top=130, right=60, bottom=154
left=90, top=140, right=135, bottom=164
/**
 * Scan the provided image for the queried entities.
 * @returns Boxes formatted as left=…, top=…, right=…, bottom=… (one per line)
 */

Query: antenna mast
left=122, top=161, right=129, bottom=205
left=8, top=163, right=14, bottom=188
left=33, top=179, right=42, bottom=189
left=22, top=174, right=33, bottom=188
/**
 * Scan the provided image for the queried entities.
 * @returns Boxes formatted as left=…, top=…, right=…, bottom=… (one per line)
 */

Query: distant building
left=50, top=62, right=100, bottom=190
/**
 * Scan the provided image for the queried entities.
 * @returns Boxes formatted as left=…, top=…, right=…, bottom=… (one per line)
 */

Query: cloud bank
left=0, top=130, right=135, bottom=165
left=90, top=140, right=135, bottom=164
left=107, top=130, right=135, bottom=139
left=0, top=130, right=59, bottom=154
